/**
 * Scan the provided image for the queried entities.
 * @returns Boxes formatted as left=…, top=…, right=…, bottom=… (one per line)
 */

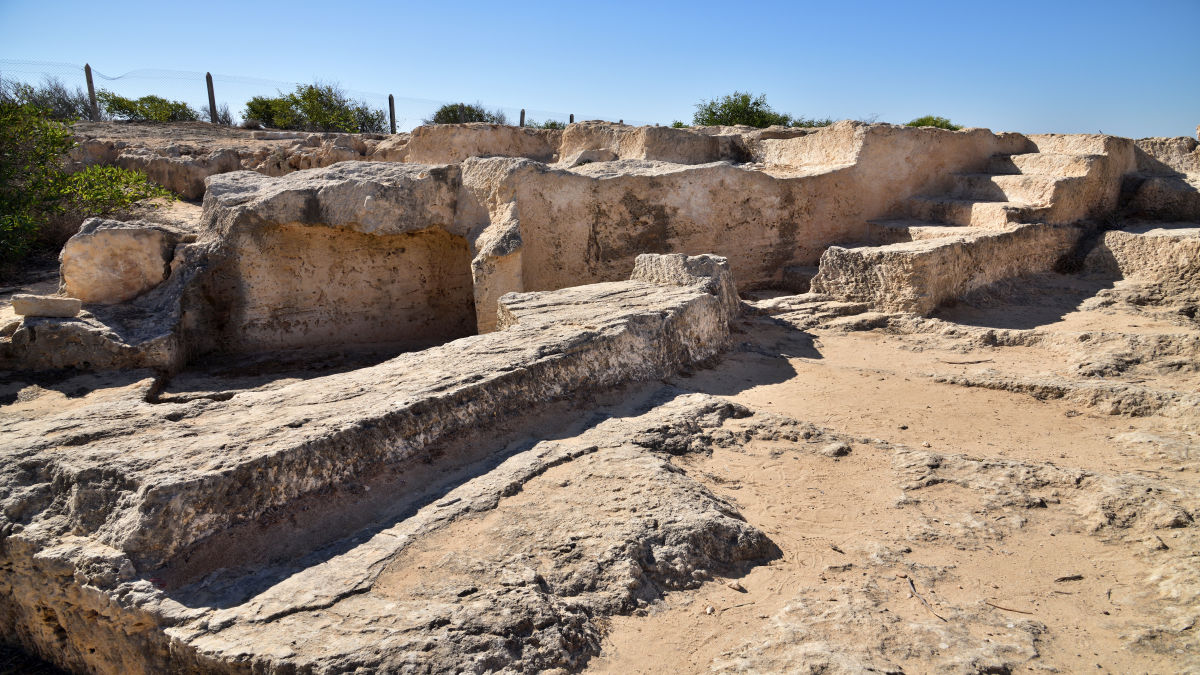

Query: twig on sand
left=984, top=600, right=1035, bottom=615
left=908, top=578, right=947, bottom=622
left=937, top=358, right=995, bottom=365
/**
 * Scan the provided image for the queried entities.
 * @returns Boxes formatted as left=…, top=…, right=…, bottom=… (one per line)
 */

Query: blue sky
left=2, top=0, right=1197, bottom=137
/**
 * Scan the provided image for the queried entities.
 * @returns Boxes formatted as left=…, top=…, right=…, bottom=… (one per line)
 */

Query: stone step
left=811, top=223, right=1081, bottom=315
left=866, top=219, right=981, bottom=244
left=987, top=152, right=1100, bottom=177
left=948, top=173, right=1059, bottom=204
left=904, top=196, right=1041, bottom=228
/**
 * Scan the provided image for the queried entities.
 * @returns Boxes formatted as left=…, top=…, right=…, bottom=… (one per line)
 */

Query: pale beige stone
left=10, top=294, right=81, bottom=317
left=60, top=218, right=174, bottom=304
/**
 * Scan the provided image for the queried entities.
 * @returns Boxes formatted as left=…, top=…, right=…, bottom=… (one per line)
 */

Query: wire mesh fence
left=0, top=59, right=648, bottom=132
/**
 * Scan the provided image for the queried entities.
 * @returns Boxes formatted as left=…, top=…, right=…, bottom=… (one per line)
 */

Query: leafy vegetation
left=906, top=115, right=962, bottom=130
left=0, top=76, right=94, bottom=121
left=0, top=100, right=173, bottom=264
left=97, top=91, right=199, bottom=122
left=692, top=91, right=833, bottom=129
left=670, top=120, right=687, bottom=128
left=244, top=83, right=385, bottom=133
left=424, top=102, right=508, bottom=125
left=525, top=119, right=566, bottom=130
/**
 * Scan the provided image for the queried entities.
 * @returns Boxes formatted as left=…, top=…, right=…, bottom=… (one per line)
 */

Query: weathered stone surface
left=812, top=224, right=1080, bottom=314
left=629, top=252, right=741, bottom=321
left=0, top=387, right=775, bottom=673
left=198, top=163, right=470, bottom=353
left=1084, top=221, right=1200, bottom=283
left=10, top=294, right=81, bottom=317
left=0, top=258, right=748, bottom=673
left=67, top=122, right=403, bottom=200
left=60, top=218, right=188, bottom=304
left=2, top=256, right=737, bottom=570
left=403, top=122, right=561, bottom=164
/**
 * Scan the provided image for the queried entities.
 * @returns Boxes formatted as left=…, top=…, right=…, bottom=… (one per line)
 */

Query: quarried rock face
left=0, top=255, right=747, bottom=673
left=198, top=163, right=475, bottom=352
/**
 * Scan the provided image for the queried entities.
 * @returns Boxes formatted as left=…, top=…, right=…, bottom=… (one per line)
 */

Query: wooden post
left=519, top=109, right=525, bottom=127
left=388, top=94, right=396, bottom=134
left=84, top=64, right=98, bottom=121
left=569, top=114, right=574, bottom=124
left=205, top=73, right=218, bottom=124
left=458, top=103, right=465, bottom=123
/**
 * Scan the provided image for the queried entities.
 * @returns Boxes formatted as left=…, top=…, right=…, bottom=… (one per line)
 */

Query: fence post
left=388, top=94, right=396, bottom=134
left=519, top=109, right=525, bottom=127
left=569, top=114, right=574, bottom=124
left=205, top=73, right=218, bottom=124
left=84, top=64, right=98, bottom=121
left=458, top=103, right=465, bottom=123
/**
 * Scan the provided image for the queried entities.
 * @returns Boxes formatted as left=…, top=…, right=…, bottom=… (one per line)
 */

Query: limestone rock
left=10, top=294, right=81, bottom=318
left=630, top=252, right=741, bottom=321
left=1084, top=222, right=1200, bottom=284
left=60, top=218, right=184, bottom=304
left=403, top=122, right=561, bottom=164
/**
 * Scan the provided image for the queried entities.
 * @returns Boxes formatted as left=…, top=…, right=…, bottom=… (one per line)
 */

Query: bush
left=0, top=101, right=174, bottom=263
left=243, top=83, right=386, bottom=134
left=0, top=76, right=94, bottom=121
left=526, top=119, right=566, bottom=130
left=201, top=102, right=234, bottom=126
left=424, top=102, right=508, bottom=125
left=0, top=100, right=73, bottom=261
left=62, top=165, right=173, bottom=216
left=670, top=120, right=687, bottom=128
left=98, top=91, right=199, bottom=122
left=693, top=92, right=796, bottom=128
left=906, top=115, right=962, bottom=131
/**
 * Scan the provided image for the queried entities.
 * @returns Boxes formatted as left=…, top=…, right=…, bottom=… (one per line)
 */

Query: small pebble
left=705, top=605, right=715, bottom=615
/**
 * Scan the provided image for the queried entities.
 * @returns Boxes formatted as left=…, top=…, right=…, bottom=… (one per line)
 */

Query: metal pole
left=519, top=109, right=525, bottom=127
left=84, top=64, right=98, bottom=121
left=388, top=94, right=396, bottom=134
left=206, top=73, right=218, bottom=124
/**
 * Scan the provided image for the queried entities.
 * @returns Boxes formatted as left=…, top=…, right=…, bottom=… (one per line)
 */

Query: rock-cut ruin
left=1, top=120, right=1198, bottom=674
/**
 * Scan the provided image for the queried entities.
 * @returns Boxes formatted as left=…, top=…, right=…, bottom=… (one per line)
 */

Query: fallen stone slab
left=10, top=294, right=81, bottom=318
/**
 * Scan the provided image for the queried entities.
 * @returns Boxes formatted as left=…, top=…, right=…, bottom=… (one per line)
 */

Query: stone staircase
left=811, top=135, right=1135, bottom=314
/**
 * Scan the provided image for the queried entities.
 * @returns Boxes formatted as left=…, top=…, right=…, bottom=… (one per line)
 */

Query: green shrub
left=243, top=83, right=385, bottom=133
left=0, top=101, right=174, bottom=263
left=790, top=116, right=835, bottom=128
left=1, top=101, right=74, bottom=261
left=670, top=120, right=687, bottom=128
left=526, top=119, right=566, bottom=130
left=62, top=165, right=173, bottom=216
left=424, top=102, right=508, bottom=125
left=97, top=91, right=199, bottom=122
left=693, top=92, right=792, bottom=128
left=906, top=115, right=962, bottom=130
left=0, top=76, right=93, bottom=121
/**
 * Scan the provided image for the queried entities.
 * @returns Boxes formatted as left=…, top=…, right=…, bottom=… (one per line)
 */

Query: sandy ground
left=586, top=275, right=1198, bottom=674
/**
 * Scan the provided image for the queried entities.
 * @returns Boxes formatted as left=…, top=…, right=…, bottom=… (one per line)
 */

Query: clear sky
left=2, top=0, right=1197, bottom=137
